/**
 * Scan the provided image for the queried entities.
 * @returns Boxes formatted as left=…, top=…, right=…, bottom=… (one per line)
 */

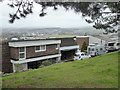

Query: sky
left=0, top=0, right=93, bottom=29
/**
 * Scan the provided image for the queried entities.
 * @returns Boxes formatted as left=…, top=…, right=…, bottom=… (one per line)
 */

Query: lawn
left=2, top=52, right=118, bottom=88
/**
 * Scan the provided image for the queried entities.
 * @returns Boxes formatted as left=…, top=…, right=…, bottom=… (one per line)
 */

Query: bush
left=41, top=60, right=52, bottom=66
left=81, top=41, right=87, bottom=52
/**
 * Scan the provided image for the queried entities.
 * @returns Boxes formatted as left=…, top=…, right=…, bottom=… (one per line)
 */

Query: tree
left=81, top=42, right=87, bottom=52
left=6, top=0, right=120, bottom=33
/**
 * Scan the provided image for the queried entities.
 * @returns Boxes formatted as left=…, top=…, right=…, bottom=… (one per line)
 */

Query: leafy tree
left=5, top=0, right=120, bottom=33
left=81, top=41, right=87, bottom=52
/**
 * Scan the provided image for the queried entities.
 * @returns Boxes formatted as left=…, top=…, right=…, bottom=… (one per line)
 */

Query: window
left=19, top=47, right=24, bottom=52
left=100, top=48, right=103, bottom=51
left=88, top=48, right=91, bottom=51
left=19, top=47, right=26, bottom=60
left=19, top=53, right=25, bottom=58
left=108, top=43, right=114, bottom=46
left=35, top=45, right=46, bottom=52
left=85, top=53, right=87, bottom=55
left=96, top=49, right=98, bottom=51
left=75, top=54, right=79, bottom=56
left=81, top=54, right=84, bottom=56
left=117, top=43, right=120, bottom=46
left=92, top=48, right=94, bottom=51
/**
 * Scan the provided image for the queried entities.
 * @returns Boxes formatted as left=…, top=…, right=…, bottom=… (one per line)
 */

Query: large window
left=19, top=47, right=26, bottom=60
left=35, top=45, right=46, bottom=52
left=108, top=43, right=114, bottom=46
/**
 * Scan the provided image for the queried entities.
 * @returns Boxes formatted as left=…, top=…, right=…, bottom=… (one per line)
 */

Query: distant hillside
left=2, top=52, right=118, bottom=88
left=2, top=27, right=103, bottom=35
left=2, top=27, right=104, bottom=40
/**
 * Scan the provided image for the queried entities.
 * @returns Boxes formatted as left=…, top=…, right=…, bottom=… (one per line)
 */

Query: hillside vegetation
left=2, top=52, right=118, bottom=88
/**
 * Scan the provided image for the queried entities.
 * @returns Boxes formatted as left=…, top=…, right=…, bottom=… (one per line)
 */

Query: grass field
left=2, top=52, right=118, bottom=88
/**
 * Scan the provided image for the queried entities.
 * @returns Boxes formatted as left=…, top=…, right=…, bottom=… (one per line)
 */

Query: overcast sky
left=0, top=0, right=93, bottom=29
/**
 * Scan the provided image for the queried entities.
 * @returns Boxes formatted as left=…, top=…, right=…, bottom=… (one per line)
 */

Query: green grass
left=2, top=52, right=118, bottom=88
left=39, top=35, right=76, bottom=38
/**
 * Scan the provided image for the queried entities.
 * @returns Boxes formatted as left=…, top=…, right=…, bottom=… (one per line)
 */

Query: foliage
left=81, top=41, right=87, bottom=52
left=2, top=52, right=118, bottom=88
left=8, top=0, right=33, bottom=23
left=6, top=1, right=120, bottom=33
left=41, top=60, right=52, bottom=66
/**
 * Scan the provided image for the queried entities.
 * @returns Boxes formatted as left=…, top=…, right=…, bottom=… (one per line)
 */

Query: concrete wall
left=88, top=35, right=106, bottom=45
left=13, top=63, right=27, bottom=72
left=89, top=36, right=106, bottom=45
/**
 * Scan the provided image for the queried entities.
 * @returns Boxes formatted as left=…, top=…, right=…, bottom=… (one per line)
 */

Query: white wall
left=13, top=63, right=28, bottom=72
left=88, top=36, right=106, bottom=46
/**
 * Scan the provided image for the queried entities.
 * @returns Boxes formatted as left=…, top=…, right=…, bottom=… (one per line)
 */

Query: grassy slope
left=2, top=52, right=118, bottom=88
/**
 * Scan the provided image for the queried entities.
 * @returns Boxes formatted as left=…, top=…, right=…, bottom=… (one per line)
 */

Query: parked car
left=74, top=52, right=91, bottom=60
left=87, top=44, right=107, bottom=57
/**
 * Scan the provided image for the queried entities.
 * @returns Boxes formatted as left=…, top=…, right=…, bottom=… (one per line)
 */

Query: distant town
left=1, top=27, right=105, bottom=41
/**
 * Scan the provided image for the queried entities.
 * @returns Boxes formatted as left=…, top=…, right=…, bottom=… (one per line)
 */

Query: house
left=1, top=36, right=85, bottom=73
left=8, top=39, right=62, bottom=72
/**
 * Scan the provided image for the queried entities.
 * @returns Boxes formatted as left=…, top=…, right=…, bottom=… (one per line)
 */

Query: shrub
left=41, top=60, right=52, bottom=66
left=81, top=41, right=87, bottom=52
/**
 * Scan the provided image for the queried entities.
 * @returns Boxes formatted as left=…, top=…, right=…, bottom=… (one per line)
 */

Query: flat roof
left=9, top=40, right=61, bottom=47
left=9, top=37, right=78, bottom=47
left=76, top=36, right=89, bottom=38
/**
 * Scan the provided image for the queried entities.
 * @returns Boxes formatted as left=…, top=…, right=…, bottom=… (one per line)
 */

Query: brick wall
left=75, top=37, right=89, bottom=49
left=10, top=44, right=59, bottom=60
left=1, top=40, right=13, bottom=73
left=10, top=47, right=19, bottom=60
left=26, top=44, right=59, bottom=59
